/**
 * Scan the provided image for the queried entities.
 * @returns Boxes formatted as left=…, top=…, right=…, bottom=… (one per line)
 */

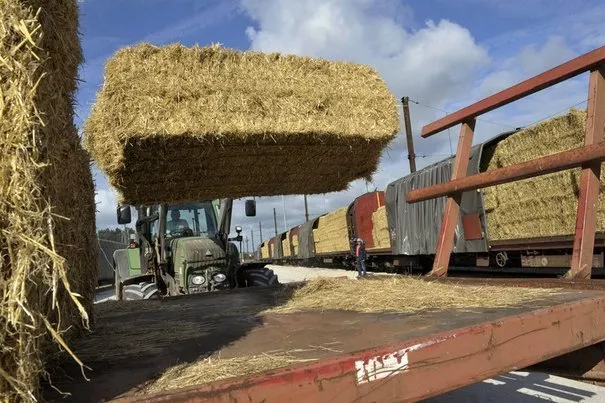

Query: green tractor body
left=112, top=199, right=277, bottom=300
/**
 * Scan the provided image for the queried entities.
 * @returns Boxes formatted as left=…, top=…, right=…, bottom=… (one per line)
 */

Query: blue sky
left=79, top=0, right=605, bottom=248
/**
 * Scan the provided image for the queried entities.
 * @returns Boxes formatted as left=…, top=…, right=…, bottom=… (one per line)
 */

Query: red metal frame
left=409, top=46, right=605, bottom=279
left=114, top=291, right=605, bottom=403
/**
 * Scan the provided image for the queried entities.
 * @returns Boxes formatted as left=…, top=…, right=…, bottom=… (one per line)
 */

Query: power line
left=402, top=99, right=516, bottom=130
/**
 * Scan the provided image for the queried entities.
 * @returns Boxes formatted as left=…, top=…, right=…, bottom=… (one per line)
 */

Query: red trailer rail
left=95, top=279, right=605, bottom=403
left=407, top=45, right=605, bottom=280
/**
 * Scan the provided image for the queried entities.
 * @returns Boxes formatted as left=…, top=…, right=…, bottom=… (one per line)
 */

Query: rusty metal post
left=429, top=119, right=476, bottom=277
left=567, top=64, right=605, bottom=280
left=402, top=96, right=417, bottom=173
left=304, top=194, right=309, bottom=222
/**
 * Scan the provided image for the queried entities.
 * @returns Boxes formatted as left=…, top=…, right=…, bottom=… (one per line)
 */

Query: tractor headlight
left=191, top=275, right=206, bottom=285
left=212, top=273, right=227, bottom=283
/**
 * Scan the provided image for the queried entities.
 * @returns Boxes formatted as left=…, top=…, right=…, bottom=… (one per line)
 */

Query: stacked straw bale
left=292, top=231, right=299, bottom=256
left=282, top=234, right=291, bottom=258
left=370, top=206, right=390, bottom=249
left=482, top=109, right=605, bottom=240
left=0, top=1, right=97, bottom=401
left=83, top=44, right=399, bottom=205
left=261, top=243, right=269, bottom=259
left=313, top=207, right=350, bottom=254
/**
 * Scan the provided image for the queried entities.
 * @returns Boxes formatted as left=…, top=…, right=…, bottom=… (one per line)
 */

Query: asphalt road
left=95, top=264, right=605, bottom=402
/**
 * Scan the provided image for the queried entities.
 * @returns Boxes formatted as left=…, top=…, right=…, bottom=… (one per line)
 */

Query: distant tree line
left=97, top=227, right=135, bottom=243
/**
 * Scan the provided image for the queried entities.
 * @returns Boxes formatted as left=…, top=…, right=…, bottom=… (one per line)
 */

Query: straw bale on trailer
left=261, top=242, right=269, bottom=259
left=83, top=44, right=399, bottom=205
left=282, top=234, right=292, bottom=258
left=0, top=1, right=97, bottom=401
left=292, top=231, right=300, bottom=256
left=482, top=109, right=605, bottom=240
left=313, top=207, right=350, bottom=254
left=370, top=206, right=390, bottom=249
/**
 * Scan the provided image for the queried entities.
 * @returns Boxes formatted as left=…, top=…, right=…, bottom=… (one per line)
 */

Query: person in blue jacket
left=355, top=238, right=367, bottom=277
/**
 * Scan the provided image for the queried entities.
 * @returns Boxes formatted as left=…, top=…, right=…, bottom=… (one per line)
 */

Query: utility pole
left=245, top=237, right=249, bottom=254
left=304, top=194, right=309, bottom=222
left=259, top=221, right=263, bottom=243
left=282, top=195, right=288, bottom=231
left=401, top=96, right=417, bottom=173
left=273, top=208, right=278, bottom=237
left=251, top=229, right=255, bottom=251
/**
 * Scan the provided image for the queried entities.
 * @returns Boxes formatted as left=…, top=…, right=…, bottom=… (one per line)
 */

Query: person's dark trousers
left=357, top=257, right=367, bottom=276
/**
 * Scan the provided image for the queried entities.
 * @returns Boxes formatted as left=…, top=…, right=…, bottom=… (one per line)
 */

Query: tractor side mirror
left=245, top=199, right=256, bottom=217
left=117, top=205, right=132, bottom=225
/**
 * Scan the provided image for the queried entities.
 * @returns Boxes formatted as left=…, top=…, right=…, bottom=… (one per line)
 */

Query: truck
left=112, top=198, right=278, bottom=300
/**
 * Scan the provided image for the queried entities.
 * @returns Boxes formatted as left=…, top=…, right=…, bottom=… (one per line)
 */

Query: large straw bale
left=482, top=109, right=605, bottom=240
left=282, top=234, right=291, bottom=257
left=370, top=206, right=390, bottom=249
left=0, top=1, right=96, bottom=401
left=292, top=232, right=299, bottom=256
left=261, top=243, right=269, bottom=259
left=83, top=44, right=399, bottom=205
left=313, top=207, right=350, bottom=253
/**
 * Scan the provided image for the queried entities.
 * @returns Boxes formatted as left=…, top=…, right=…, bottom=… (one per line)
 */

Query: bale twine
left=482, top=109, right=605, bottom=240
left=370, top=206, right=390, bottom=249
left=0, top=1, right=96, bottom=401
left=83, top=44, right=399, bottom=205
left=313, top=207, right=350, bottom=253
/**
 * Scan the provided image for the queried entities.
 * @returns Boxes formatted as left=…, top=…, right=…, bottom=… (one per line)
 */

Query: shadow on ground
left=42, top=285, right=297, bottom=402
left=424, top=371, right=598, bottom=402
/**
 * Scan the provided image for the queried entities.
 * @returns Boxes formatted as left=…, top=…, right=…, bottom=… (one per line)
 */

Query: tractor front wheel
left=242, top=267, right=279, bottom=287
left=122, top=281, right=160, bottom=300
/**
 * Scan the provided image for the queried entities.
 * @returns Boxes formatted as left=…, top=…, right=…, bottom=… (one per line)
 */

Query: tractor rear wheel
left=123, top=281, right=160, bottom=300
left=243, top=267, right=279, bottom=287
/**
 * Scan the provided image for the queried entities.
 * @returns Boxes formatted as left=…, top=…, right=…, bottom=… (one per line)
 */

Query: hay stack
left=0, top=1, right=97, bottom=401
left=282, top=234, right=291, bottom=258
left=370, top=206, right=390, bottom=249
left=261, top=242, right=269, bottom=259
left=482, top=109, right=605, bottom=240
left=83, top=44, right=399, bottom=205
left=313, top=207, right=350, bottom=254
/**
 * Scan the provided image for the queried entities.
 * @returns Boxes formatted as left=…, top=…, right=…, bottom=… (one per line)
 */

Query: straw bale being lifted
left=370, top=205, right=390, bottom=249
left=313, top=207, right=350, bottom=254
left=84, top=44, right=399, bottom=205
left=482, top=109, right=605, bottom=240
left=0, top=1, right=97, bottom=401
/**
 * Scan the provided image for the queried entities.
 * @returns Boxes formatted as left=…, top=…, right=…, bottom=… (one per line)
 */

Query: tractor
left=113, top=198, right=278, bottom=300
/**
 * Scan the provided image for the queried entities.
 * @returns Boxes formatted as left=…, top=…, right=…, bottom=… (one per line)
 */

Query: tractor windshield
left=166, top=201, right=217, bottom=238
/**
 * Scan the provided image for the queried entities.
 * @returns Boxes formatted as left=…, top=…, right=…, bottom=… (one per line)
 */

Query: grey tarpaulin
left=297, top=219, right=318, bottom=259
left=385, top=143, right=489, bottom=256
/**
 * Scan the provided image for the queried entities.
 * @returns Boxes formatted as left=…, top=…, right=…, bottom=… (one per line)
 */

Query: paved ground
left=94, top=264, right=605, bottom=402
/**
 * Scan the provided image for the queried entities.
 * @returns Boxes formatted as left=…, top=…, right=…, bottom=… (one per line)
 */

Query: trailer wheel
left=243, top=267, right=279, bottom=287
left=123, top=281, right=159, bottom=300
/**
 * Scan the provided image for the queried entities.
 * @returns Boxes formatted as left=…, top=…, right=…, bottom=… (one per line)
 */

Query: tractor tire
left=122, top=281, right=160, bottom=300
left=243, top=267, right=279, bottom=287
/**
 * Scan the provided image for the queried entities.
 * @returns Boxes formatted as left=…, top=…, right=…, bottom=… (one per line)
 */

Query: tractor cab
left=112, top=198, right=269, bottom=300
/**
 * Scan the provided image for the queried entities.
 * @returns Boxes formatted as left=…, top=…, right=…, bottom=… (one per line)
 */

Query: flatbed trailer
left=45, top=278, right=605, bottom=403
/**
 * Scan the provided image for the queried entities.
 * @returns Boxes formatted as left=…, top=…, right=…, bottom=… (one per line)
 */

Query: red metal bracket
left=567, top=66, right=605, bottom=280
left=410, top=46, right=605, bottom=278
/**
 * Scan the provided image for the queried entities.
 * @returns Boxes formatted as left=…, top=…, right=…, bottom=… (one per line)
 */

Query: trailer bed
left=45, top=280, right=605, bottom=403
